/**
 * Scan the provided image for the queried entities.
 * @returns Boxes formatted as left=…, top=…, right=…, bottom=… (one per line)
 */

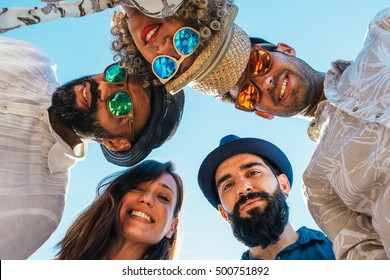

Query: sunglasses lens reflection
left=153, top=56, right=178, bottom=79
left=105, top=64, right=126, bottom=83
left=250, top=49, right=271, bottom=75
left=238, top=83, right=259, bottom=109
left=108, top=91, right=132, bottom=117
left=174, top=28, right=200, bottom=55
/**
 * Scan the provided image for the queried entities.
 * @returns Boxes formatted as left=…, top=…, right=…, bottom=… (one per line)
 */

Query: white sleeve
left=0, top=0, right=183, bottom=34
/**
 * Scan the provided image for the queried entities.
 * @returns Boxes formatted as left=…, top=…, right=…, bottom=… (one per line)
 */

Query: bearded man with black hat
left=198, top=135, right=335, bottom=260
left=0, top=35, right=184, bottom=259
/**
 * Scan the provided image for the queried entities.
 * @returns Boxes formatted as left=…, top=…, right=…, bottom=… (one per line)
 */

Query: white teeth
left=279, top=78, right=288, bottom=100
left=146, top=26, right=159, bottom=43
left=82, top=87, right=87, bottom=100
left=131, top=210, right=152, bottom=222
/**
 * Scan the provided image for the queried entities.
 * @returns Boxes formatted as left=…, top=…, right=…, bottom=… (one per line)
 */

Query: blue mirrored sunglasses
left=152, top=27, right=200, bottom=84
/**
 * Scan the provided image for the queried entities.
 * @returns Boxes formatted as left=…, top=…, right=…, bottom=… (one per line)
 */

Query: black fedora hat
left=198, top=134, right=293, bottom=209
left=101, top=86, right=185, bottom=166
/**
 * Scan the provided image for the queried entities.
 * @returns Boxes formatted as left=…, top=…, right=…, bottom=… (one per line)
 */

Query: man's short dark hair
left=249, top=37, right=273, bottom=46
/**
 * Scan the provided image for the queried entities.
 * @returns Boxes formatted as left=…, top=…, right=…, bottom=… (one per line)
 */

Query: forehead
left=215, top=153, right=268, bottom=177
left=155, top=173, right=180, bottom=203
left=150, top=172, right=178, bottom=193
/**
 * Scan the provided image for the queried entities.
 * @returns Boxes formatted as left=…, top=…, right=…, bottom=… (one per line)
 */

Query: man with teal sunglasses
left=0, top=35, right=184, bottom=259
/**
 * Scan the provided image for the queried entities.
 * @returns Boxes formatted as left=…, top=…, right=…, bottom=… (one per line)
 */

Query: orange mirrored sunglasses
left=235, top=46, right=272, bottom=111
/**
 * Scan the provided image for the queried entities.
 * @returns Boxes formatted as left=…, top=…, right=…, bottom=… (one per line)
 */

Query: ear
left=255, top=111, right=275, bottom=120
left=277, top=174, right=291, bottom=197
left=218, top=204, right=230, bottom=223
left=275, top=43, right=296, bottom=56
left=101, top=137, right=131, bottom=152
left=165, top=217, right=179, bottom=239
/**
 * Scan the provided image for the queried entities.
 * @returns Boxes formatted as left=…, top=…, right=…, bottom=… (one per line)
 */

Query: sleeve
left=0, top=0, right=183, bottom=34
left=0, top=0, right=122, bottom=34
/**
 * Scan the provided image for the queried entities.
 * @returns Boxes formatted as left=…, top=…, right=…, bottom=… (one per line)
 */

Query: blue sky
left=2, top=0, right=389, bottom=260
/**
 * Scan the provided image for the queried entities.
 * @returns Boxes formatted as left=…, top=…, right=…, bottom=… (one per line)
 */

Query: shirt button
left=376, top=112, right=383, bottom=118
left=352, top=106, right=359, bottom=112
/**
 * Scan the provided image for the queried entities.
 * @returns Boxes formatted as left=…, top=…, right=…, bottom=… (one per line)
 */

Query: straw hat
left=165, top=4, right=251, bottom=97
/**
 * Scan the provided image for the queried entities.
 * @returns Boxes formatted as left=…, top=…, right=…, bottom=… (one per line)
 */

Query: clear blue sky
left=2, top=0, right=389, bottom=260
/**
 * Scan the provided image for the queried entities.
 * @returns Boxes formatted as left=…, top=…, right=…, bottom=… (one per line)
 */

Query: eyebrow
left=240, top=162, right=265, bottom=170
left=159, top=183, right=174, bottom=194
left=216, top=161, right=266, bottom=188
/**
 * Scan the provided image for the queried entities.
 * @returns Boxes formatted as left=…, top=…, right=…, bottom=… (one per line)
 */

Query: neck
left=105, top=238, right=148, bottom=260
left=48, top=108, right=83, bottom=149
left=248, top=223, right=298, bottom=260
left=303, top=71, right=327, bottom=119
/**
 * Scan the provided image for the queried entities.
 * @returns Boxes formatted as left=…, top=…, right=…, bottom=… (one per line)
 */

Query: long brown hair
left=55, top=160, right=184, bottom=260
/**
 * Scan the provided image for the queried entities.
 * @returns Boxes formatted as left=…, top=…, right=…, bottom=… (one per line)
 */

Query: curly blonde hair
left=111, top=0, right=234, bottom=87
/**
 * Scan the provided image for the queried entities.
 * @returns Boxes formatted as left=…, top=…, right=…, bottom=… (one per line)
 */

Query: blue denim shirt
left=241, top=226, right=336, bottom=260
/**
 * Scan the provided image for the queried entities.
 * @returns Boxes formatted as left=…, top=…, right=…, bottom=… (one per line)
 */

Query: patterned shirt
left=303, top=8, right=390, bottom=260
left=241, top=227, right=335, bottom=260
left=0, top=0, right=183, bottom=33
left=0, top=36, right=87, bottom=259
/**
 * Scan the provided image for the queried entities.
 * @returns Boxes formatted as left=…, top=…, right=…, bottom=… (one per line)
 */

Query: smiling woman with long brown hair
left=55, top=160, right=184, bottom=260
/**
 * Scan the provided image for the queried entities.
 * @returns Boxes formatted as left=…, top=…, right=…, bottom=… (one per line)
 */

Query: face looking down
left=51, top=66, right=151, bottom=152
left=214, top=153, right=290, bottom=248
left=116, top=172, right=179, bottom=247
left=230, top=43, right=323, bottom=119
left=123, top=6, right=198, bottom=83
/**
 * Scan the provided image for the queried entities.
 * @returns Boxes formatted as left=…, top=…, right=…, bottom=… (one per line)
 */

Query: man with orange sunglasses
left=224, top=8, right=390, bottom=260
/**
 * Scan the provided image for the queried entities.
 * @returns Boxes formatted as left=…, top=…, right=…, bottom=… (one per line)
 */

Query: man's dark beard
left=226, top=185, right=289, bottom=249
left=51, top=76, right=116, bottom=139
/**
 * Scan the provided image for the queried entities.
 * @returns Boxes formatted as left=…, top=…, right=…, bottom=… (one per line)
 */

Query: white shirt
left=0, top=36, right=87, bottom=259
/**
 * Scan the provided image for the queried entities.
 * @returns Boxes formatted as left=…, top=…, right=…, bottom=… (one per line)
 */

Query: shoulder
left=369, top=8, right=390, bottom=31
left=297, top=226, right=331, bottom=242
left=0, top=36, right=59, bottom=97
left=0, top=36, right=51, bottom=62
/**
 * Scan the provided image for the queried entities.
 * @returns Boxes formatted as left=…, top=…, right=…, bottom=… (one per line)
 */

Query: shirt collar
left=241, top=226, right=328, bottom=259
left=47, top=114, right=87, bottom=173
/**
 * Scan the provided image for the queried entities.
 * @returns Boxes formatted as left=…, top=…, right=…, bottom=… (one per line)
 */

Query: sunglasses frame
left=103, top=63, right=135, bottom=142
left=234, top=46, right=272, bottom=112
left=152, top=27, right=200, bottom=84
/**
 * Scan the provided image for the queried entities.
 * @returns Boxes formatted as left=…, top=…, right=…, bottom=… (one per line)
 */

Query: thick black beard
left=51, top=76, right=114, bottom=139
left=226, top=185, right=289, bottom=248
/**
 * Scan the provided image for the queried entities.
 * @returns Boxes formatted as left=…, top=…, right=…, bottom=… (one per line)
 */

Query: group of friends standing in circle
left=0, top=0, right=389, bottom=260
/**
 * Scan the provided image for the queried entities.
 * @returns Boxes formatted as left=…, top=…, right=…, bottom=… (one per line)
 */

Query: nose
left=236, top=178, right=253, bottom=196
left=138, top=191, right=154, bottom=207
left=156, top=36, right=180, bottom=59
left=97, top=82, right=120, bottom=102
left=251, top=74, right=274, bottom=94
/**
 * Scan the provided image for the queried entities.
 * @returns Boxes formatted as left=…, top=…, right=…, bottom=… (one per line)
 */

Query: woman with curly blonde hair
left=55, top=160, right=184, bottom=260
left=1, top=0, right=251, bottom=96
left=111, top=0, right=236, bottom=87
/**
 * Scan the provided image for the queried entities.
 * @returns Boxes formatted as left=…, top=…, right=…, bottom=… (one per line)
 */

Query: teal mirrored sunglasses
left=103, top=63, right=134, bottom=141
left=152, top=27, right=200, bottom=84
